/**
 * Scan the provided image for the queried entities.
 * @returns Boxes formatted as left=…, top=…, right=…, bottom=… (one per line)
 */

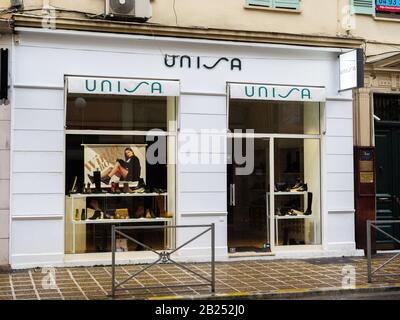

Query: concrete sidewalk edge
left=147, top=283, right=400, bottom=300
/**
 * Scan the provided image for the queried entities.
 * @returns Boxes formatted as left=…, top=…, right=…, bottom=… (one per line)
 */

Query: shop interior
left=65, top=94, right=176, bottom=254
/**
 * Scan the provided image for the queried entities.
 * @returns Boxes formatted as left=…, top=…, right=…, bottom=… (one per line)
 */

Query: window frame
left=245, top=0, right=300, bottom=11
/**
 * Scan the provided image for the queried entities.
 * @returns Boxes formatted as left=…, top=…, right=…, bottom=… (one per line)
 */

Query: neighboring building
left=0, top=0, right=397, bottom=269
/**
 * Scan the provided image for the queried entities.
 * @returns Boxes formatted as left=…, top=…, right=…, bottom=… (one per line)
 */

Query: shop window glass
left=65, top=93, right=176, bottom=254
left=273, top=138, right=321, bottom=246
left=228, top=97, right=322, bottom=249
left=66, top=95, right=173, bottom=131
left=229, top=100, right=320, bottom=135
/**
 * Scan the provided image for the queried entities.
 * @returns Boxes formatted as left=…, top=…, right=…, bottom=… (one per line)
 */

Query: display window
left=228, top=84, right=323, bottom=251
left=64, top=77, right=177, bottom=254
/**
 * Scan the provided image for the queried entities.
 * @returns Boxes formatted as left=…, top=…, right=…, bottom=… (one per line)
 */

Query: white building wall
left=9, top=28, right=357, bottom=268
left=325, top=99, right=356, bottom=252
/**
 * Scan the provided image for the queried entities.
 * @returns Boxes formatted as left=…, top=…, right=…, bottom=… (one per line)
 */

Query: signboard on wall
left=376, top=0, right=400, bottom=13
left=229, top=83, right=326, bottom=102
left=339, top=49, right=364, bottom=91
left=67, top=77, right=180, bottom=96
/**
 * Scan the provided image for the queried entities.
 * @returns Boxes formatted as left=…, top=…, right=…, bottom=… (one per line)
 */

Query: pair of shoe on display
left=89, top=210, right=104, bottom=220
left=153, top=187, right=167, bottom=194
left=274, top=181, right=308, bottom=192
left=277, top=192, right=313, bottom=216
left=289, top=180, right=308, bottom=192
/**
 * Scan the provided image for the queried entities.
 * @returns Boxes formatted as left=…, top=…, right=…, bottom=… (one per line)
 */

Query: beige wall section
left=0, top=0, right=343, bottom=36
left=0, top=31, right=10, bottom=267
left=0, top=103, right=10, bottom=267
left=0, top=0, right=397, bottom=50
left=353, top=88, right=372, bottom=147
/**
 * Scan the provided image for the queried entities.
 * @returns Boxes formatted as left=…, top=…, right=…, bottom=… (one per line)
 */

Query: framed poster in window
left=84, top=144, right=147, bottom=187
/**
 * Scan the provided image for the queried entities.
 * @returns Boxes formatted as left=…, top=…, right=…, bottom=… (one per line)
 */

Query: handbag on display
left=115, top=208, right=129, bottom=219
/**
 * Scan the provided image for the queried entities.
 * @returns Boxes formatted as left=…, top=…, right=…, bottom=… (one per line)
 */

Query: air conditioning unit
left=105, top=0, right=152, bottom=22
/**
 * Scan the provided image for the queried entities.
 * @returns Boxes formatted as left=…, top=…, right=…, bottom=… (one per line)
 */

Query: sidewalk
left=0, top=255, right=399, bottom=300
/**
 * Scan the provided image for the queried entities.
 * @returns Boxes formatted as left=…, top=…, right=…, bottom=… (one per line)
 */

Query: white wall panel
left=179, top=135, right=227, bottom=154
left=14, top=88, right=64, bottom=110
left=180, top=95, right=226, bottom=115
left=0, top=121, right=10, bottom=150
left=14, top=41, right=335, bottom=93
left=176, top=215, right=227, bottom=256
left=325, top=100, right=352, bottom=119
left=12, top=194, right=64, bottom=216
left=327, top=191, right=354, bottom=210
left=180, top=172, right=226, bottom=192
left=13, top=130, right=64, bottom=151
left=180, top=114, right=226, bottom=131
left=326, top=155, right=354, bottom=173
left=180, top=192, right=227, bottom=213
left=326, top=118, right=353, bottom=137
left=326, top=136, right=353, bottom=155
left=0, top=180, right=10, bottom=210
left=327, top=173, right=354, bottom=192
left=12, top=173, right=64, bottom=194
left=13, top=152, right=63, bottom=173
left=180, top=162, right=226, bottom=173
left=327, top=212, right=355, bottom=244
left=11, top=219, right=63, bottom=255
left=14, top=109, right=64, bottom=131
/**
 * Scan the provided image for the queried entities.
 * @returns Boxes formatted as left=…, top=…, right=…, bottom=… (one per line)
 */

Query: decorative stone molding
left=11, top=14, right=364, bottom=49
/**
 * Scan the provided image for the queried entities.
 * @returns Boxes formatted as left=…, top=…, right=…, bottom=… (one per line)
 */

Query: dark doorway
left=227, top=138, right=270, bottom=252
left=374, top=94, right=400, bottom=250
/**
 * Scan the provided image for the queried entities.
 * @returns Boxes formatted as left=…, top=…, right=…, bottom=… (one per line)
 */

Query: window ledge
left=244, top=4, right=301, bottom=14
left=374, top=16, right=400, bottom=22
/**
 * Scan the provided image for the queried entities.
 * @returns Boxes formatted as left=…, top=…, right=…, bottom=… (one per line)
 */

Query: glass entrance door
left=227, top=138, right=270, bottom=252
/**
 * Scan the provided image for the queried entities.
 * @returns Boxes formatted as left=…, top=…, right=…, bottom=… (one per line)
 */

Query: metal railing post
left=211, top=223, right=215, bottom=293
left=367, top=220, right=372, bottom=283
left=111, top=224, right=116, bottom=298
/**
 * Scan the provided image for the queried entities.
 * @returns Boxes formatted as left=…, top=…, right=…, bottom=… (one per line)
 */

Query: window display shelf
left=274, top=215, right=314, bottom=220
left=269, top=191, right=308, bottom=196
left=67, top=192, right=168, bottom=198
left=72, top=217, right=172, bottom=225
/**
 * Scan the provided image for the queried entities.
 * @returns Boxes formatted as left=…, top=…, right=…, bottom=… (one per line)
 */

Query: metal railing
left=111, top=224, right=215, bottom=298
left=367, top=220, right=400, bottom=283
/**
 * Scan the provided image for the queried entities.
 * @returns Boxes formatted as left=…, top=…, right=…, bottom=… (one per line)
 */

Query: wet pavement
left=0, top=255, right=399, bottom=300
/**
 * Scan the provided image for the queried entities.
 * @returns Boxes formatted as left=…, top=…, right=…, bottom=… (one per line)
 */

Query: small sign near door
left=339, top=49, right=364, bottom=91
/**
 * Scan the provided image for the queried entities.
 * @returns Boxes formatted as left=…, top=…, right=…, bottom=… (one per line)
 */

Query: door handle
left=230, top=184, right=236, bottom=207
left=229, top=184, right=233, bottom=206
left=233, top=184, right=236, bottom=206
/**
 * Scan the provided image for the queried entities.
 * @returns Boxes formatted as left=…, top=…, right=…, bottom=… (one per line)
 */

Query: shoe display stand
left=66, top=193, right=173, bottom=254
left=267, top=191, right=317, bottom=245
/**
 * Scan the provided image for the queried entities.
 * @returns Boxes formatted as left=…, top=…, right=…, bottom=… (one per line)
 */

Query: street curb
left=147, top=283, right=400, bottom=300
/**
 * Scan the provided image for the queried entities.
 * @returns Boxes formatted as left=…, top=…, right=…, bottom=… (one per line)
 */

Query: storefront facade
left=9, top=27, right=361, bottom=268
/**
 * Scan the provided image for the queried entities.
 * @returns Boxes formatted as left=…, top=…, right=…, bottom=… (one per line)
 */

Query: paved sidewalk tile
left=0, top=255, right=399, bottom=300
